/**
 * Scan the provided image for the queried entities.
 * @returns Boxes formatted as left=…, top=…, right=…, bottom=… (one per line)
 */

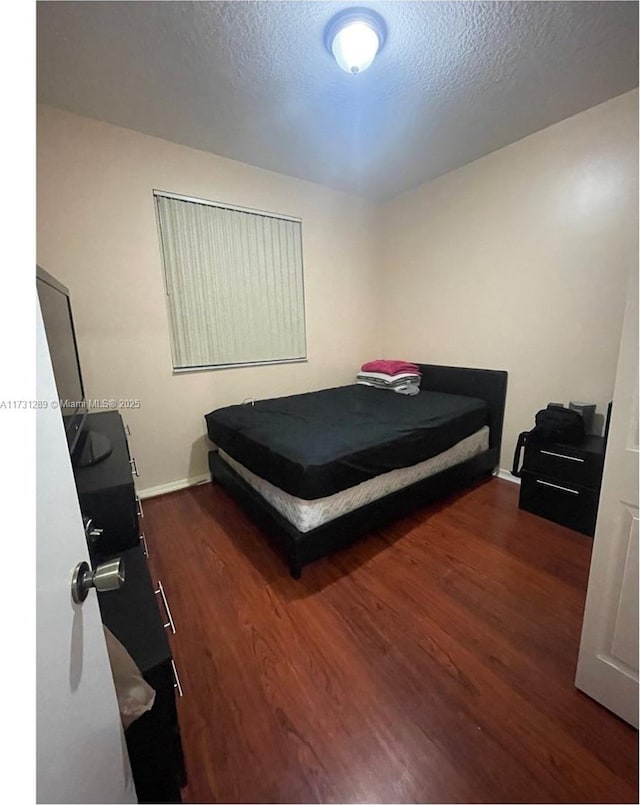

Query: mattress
left=205, top=384, right=489, bottom=499
left=219, top=426, right=490, bottom=533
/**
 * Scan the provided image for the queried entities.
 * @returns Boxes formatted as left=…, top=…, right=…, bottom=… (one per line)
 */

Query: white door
left=36, top=301, right=137, bottom=803
left=575, top=265, right=639, bottom=727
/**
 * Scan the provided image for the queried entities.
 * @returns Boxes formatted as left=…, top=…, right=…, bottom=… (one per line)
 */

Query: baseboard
left=494, top=467, right=520, bottom=485
left=140, top=467, right=519, bottom=499
left=138, top=472, right=211, bottom=500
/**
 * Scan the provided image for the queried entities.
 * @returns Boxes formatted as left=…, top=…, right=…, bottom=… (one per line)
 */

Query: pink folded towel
left=361, top=359, right=420, bottom=376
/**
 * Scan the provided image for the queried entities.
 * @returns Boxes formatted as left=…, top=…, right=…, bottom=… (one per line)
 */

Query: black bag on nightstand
left=512, top=405, right=585, bottom=477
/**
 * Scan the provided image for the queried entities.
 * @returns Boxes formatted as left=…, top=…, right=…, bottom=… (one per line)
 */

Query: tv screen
left=36, top=266, right=87, bottom=454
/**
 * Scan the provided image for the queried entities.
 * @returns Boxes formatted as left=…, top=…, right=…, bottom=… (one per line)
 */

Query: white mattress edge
left=218, top=426, right=490, bottom=533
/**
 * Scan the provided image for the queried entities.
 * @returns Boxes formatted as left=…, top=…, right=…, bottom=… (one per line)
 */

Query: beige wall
left=37, top=91, right=638, bottom=493
left=37, top=105, right=378, bottom=493
left=374, top=91, right=638, bottom=472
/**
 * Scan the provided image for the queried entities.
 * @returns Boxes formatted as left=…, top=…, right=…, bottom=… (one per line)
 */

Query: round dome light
left=325, top=8, right=386, bottom=75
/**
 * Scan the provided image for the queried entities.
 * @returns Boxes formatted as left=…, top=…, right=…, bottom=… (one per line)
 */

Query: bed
left=205, top=363, right=508, bottom=577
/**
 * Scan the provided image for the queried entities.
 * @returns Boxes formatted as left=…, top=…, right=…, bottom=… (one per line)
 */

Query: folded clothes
left=357, top=380, right=420, bottom=392
left=361, top=359, right=420, bottom=376
left=357, top=371, right=420, bottom=385
left=357, top=379, right=420, bottom=396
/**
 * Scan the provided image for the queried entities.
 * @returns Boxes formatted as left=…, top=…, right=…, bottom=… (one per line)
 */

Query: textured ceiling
left=37, top=1, right=638, bottom=200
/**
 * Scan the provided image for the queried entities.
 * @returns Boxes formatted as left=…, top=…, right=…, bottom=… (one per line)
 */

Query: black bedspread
left=205, top=384, right=488, bottom=500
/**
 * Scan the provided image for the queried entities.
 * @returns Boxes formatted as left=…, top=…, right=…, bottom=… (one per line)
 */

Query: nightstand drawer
left=522, top=439, right=604, bottom=489
left=519, top=471, right=598, bottom=536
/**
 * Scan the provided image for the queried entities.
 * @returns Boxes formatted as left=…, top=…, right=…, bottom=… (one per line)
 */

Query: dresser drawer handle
left=140, top=531, right=149, bottom=558
left=129, top=457, right=139, bottom=477
left=136, top=495, right=144, bottom=518
left=170, top=659, right=184, bottom=698
left=155, top=580, right=176, bottom=634
left=535, top=479, right=580, bottom=495
left=539, top=450, right=584, bottom=463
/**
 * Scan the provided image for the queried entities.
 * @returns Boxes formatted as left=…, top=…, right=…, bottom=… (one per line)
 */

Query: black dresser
left=73, top=411, right=186, bottom=803
left=99, top=545, right=186, bottom=803
left=74, top=411, right=141, bottom=555
left=518, top=434, right=606, bottom=536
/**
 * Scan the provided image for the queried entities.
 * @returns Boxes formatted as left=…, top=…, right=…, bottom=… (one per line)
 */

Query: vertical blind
left=154, top=192, right=307, bottom=370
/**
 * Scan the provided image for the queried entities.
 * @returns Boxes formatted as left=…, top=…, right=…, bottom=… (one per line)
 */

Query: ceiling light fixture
left=325, top=7, right=386, bottom=75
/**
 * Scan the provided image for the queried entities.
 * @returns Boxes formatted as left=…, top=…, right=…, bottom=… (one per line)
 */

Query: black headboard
left=416, top=363, right=508, bottom=457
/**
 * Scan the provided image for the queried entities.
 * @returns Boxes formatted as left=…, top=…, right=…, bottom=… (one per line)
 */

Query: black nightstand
left=518, top=435, right=606, bottom=536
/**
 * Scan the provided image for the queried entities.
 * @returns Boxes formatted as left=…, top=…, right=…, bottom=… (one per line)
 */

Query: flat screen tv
left=36, top=265, right=111, bottom=466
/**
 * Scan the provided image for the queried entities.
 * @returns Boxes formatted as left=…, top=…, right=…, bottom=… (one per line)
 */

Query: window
left=154, top=191, right=307, bottom=371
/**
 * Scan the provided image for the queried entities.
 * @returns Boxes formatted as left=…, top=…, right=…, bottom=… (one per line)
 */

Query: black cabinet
left=73, top=411, right=186, bottom=803
left=518, top=435, right=605, bottom=536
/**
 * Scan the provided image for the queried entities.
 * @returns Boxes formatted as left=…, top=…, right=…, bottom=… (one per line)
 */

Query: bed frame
left=208, top=364, right=508, bottom=578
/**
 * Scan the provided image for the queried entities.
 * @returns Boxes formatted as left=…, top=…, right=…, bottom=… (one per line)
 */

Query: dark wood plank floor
left=144, top=478, right=638, bottom=804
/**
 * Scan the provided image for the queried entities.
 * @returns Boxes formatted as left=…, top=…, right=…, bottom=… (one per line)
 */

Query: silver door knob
left=71, top=558, right=125, bottom=604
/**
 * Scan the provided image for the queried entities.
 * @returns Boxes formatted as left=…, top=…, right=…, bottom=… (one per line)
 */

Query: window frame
left=153, top=189, right=308, bottom=373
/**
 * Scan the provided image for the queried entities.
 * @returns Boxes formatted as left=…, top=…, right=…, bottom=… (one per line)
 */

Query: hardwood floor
left=144, top=477, right=638, bottom=804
